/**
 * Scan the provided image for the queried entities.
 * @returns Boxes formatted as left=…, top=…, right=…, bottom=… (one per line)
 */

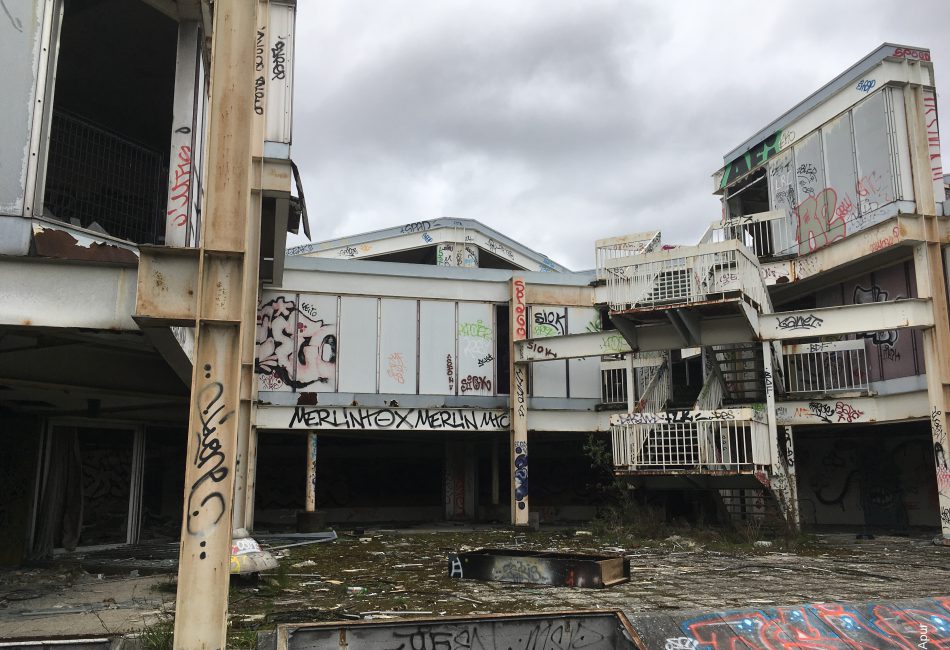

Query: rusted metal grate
left=44, top=110, right=166, bottom=244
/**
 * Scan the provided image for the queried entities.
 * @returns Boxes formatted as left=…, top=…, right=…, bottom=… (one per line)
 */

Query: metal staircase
left=601, top=233, right=799, bottom=530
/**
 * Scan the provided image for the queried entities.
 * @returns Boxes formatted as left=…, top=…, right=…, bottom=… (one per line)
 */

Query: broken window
left=41, top=0, right=178, bottom=244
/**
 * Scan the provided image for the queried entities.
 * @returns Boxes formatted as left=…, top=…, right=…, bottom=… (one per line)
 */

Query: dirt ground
left=1, top=525, right=948, bottom=647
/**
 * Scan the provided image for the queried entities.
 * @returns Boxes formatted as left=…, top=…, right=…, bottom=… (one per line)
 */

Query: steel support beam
left=775, top=391, right=929, bottom=426
left=171, top=0, right=258, bottom=647
left=906, top=83, right=950, bottom=542
left=758, top=299, right=934, bottom=341
left=0, top=259, right=137, bottom=330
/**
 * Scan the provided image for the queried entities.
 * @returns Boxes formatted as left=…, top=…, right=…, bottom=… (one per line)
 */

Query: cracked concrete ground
left=1, top=527, right=947, bottom=645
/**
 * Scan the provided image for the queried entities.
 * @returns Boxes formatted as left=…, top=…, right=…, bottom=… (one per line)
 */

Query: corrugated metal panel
left=1, top=0, right=46, bottom=215
left=888, top=87, right=915, bottom=202
left=338, top=297, right=378, bottom=393
left=256, top=291, right=297, bottom=392
left=568, top=307, right=601, bottom=398
left=419, top=300, right=456, bottom=395
left=567, top=307, right=601, bottom=398
left=531, top=305, right=567, bottom=398
left=294, top=294, right=339, bottom=392
left=379, top=298, right=418, bottom=394
left=457, top=302, right=495, bottom=396
left=265, top=2, right=294, bottom=145
left=853, top=91, right=897, bottom=227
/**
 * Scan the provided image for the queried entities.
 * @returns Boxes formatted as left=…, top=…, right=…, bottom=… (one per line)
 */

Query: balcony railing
left=600, top=353, right=668, bottom=409
left=783, top=340, right=870, bottom=396
left=594, top=231, right=661, bottom=282
left=703, top=210, right=795, bottom=261
left=610, top=408, right=770, bottom=472
left=604, top=240, right=769, bottom=313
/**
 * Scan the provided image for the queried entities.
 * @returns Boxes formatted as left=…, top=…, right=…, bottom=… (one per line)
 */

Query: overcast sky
left=286, top=1, right=949, bottom=271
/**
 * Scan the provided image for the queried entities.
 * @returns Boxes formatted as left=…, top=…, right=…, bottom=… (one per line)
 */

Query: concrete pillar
left=491, top=434, right=499, bottom=506
left=305, top=432, right=318, bottom=511
left=510, top=277, right=529, bottom=526
left=905, top=84, right=950, bottom=541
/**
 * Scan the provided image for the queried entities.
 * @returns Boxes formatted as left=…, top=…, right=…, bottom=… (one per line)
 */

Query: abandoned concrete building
left=0, top=0, right=948, bottom=581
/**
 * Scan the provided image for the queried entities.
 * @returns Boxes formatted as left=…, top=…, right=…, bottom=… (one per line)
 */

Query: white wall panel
left=338, top=297, right=378, bottom=393
left=530, top=305, right=567, bottom=398
left=419, top=300, right=456, bottom=395
left=852, top=91, right=896, bottom=223
left=294, top=294, right=339, bottom=392
left=567, top=307, right=601, bottom=398
left=379, top=298, right=417, bottom=394
left=457, top=302, right=495, bottom=396
left=1, top=0, right=45, bottom=215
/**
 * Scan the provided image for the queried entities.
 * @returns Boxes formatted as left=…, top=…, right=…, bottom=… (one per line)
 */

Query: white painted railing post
left=762, top=341, right=798, bottom=529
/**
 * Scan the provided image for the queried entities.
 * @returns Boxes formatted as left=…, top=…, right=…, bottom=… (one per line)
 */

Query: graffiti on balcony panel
left=387, top=352, right=406, bottom=385
left=776, top=314, right=824, bottom=331
left=256, top=295, right=337, bottom=390
left=613, top=409, right=738, bottom=426
left=460, top=375, right=492, bottom=394
left=287, top=406, right=509, bottom=431
left=801, top=400, right=865, bottom=424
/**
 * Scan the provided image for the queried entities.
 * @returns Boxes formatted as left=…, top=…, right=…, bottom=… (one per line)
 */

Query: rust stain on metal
left=32, top=228, right=138, bottom=266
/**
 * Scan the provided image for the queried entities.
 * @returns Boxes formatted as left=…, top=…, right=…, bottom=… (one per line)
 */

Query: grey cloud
left=288, top=0, right=950, bottom=271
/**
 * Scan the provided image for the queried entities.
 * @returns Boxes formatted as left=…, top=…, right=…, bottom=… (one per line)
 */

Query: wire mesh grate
left=44, top=110, right=166, bottom=244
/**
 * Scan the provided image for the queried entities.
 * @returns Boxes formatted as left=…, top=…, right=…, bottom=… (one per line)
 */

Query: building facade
left=1, top=34, right=947, bottom=572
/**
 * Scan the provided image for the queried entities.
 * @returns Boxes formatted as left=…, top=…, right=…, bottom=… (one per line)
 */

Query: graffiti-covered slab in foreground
left=261, top=611, right=630, bottom=650
left=626, top=597, right=950, bottom=650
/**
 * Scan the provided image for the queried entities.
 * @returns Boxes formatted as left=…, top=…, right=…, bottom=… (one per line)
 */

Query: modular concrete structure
left=0, top=12, right=948, bottom=605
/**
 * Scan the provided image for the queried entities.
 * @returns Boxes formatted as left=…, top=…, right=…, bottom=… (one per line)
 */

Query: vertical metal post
left=905, top=84, right=950, bottom=541
left=305, top=432, right=318, bottom=512
left=172, top=1, right=258, bottom=647
left=164, top=22, right=201, bottom=247
left=762, top=342, right=798, bottom=529
left=626, top=354, right=635, bottom=413
left=510, top=277, right=529, bottom=526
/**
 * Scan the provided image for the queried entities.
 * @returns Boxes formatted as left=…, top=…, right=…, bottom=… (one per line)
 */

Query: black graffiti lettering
left=186, top=381, right=233, bottom=539
left=271, top=39, right=286, bottom=80
left=777, top=314, right=824, bottom=330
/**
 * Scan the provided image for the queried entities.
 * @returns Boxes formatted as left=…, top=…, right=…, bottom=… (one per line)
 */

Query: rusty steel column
left=510, top=277, right=529, bottom=526
left=906, top=84, right=950, bottom=541
left=172, top=0, right=258, bottom=647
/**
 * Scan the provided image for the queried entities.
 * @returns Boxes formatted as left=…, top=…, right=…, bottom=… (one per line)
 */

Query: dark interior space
left=140, top=426, right=186, bottom=541
left=44, top=0, right=178, bottom=243
left=495, top=304, right=510, bottom=394
left=76, top=427, right=134, bottom=545
left=794, top=423, right=940, bottom=532
left=254, top=433, right=444, bottom=527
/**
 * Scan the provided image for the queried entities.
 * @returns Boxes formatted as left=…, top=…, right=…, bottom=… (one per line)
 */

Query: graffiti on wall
left=720, top=130, right=784, bottom=190
left=853, top=284, right=901, bottom=349
left=256, top=296, right=337, bottom=390
left=287, top=406, right=510, bottom=431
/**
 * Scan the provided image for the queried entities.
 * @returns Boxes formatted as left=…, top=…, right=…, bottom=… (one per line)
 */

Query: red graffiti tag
left=166, top=145, right=192, bottom=228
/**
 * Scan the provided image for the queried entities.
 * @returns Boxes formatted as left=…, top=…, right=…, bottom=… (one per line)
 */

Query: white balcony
left=783, top=340, right=870, bottom=396
left=703, top=210, right=795, bottom=260
left=603, top=240, right=769, bottom=314
left=610, top=408, right=770, bottom=473
left=594, top=231, right=661, bottom=282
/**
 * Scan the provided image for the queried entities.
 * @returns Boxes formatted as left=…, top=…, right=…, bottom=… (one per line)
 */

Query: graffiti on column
left=514, top=440, right=528, bottom=511
left=932, top=406, right=950, bottom=528
left=186, top=372, right=233, bottom=551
